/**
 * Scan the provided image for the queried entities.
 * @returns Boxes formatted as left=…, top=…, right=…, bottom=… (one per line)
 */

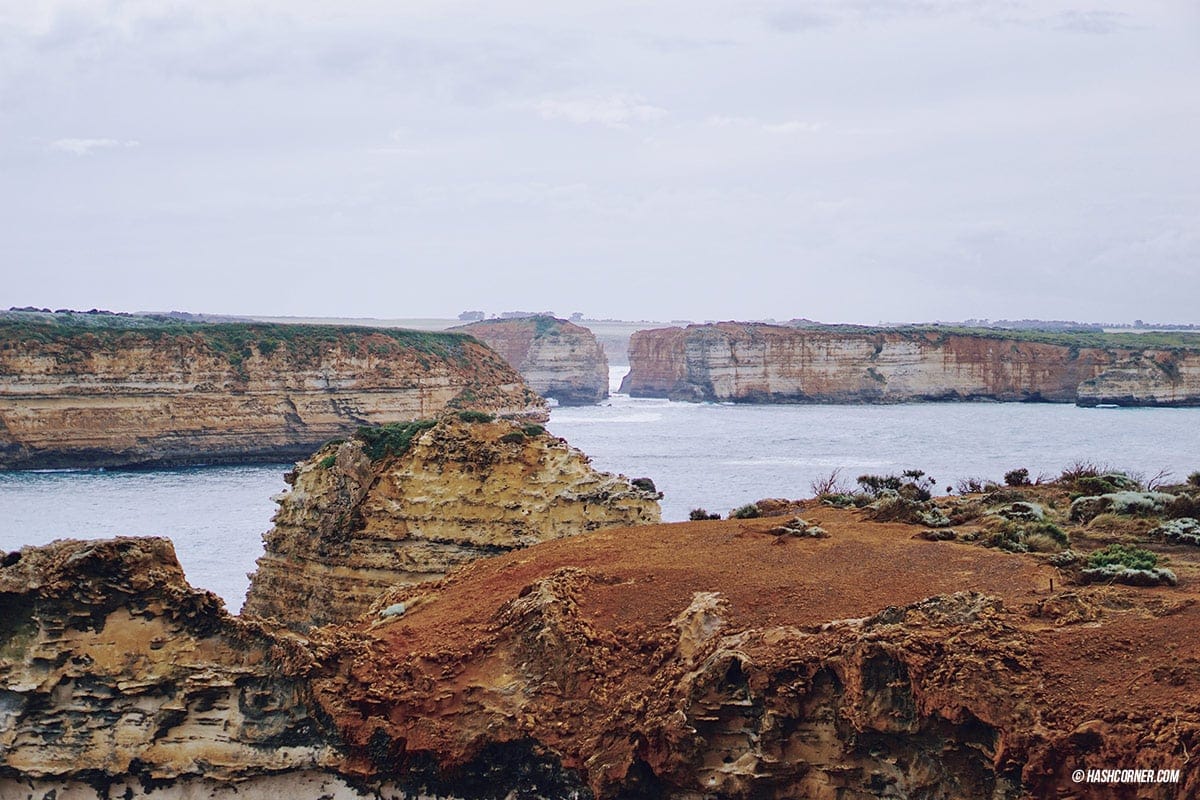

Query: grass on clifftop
left=0, top=312, right=476, bottom=365
left=356, top=419, right=438, bottom=461
left=773, top=323, right=1200, bottom=352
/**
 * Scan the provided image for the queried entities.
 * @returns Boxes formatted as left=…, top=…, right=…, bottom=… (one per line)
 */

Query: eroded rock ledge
left=0, top=316, right=543, bottom=469
left=241, top=413, right=661, bottom=631
left=453, top=316, right=610, bottom=405
left=621, top=322, right=1200, bottom=406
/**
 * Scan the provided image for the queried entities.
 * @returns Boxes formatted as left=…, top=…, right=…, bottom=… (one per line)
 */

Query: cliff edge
left=620, top=323, right=1200, bottom=406
left=453, top=316, right=609, bottom=405
left=0, top=314, right=544, bottom=469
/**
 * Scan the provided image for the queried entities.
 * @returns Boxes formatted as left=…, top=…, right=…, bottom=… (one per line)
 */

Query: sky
left=2, top=0, right=1198, bottom=324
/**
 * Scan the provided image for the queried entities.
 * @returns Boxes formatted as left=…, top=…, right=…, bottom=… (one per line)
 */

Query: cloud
left=532, top=93, right=666, bottom=128
left=706, top=116, right=824, bottom=134
left=49, top=138, right=140, bottom=156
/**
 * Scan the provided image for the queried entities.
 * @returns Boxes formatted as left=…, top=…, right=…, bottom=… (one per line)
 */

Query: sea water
left=3, top=368, right=1198, bottom=611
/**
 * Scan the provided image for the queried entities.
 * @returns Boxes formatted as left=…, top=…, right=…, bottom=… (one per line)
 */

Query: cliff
left=241, top=413, right=661, bottom=631
left=6, top=475, right=1200, bottom=798
left=453, top=316, right=609, bottom=405
left=620, top=323, right=1200, bottom=406
left=0, top=315, right=544, bottom=469
left=0, top=537, right=352, bottom=798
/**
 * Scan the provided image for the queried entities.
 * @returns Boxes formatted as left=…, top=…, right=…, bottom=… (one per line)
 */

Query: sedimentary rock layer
left=0, top=318, right=543, bottom=469
left=621, top=323, right=1200, bottom=406
left=241, top=414, right=661, bottom=631
left=453, top=316, right=609, bottom=405
left=0, top=538, right=335, bottom=794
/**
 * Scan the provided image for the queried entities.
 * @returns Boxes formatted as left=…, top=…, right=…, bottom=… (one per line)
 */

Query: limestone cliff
left=620, top=322, right=1200, bottom=406
left=6, top=488, right=1200, bottom=797
left=0, top=316, right=544, bottom=469
left=0, top=537, right=349, bottom=798
left=453, top=316, right=609, bottom=405
left=241, top=413, right=661, bottom=631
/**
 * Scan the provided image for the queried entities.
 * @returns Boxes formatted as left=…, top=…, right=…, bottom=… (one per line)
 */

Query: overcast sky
left=2, top=1, right=1197, bottom=323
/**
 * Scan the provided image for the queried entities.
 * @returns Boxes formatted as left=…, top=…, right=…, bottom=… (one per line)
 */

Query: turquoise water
left=3, top=375, right=1197, bottom=610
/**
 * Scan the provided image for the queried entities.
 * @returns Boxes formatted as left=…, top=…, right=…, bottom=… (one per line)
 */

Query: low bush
left=1189, top=472, right=1200, bottom=488
left=521, top=424, right=546, bottom=437
left=730, top=503, right=762, bottom=520
left=857, top=469, right=934, bottom=502
left=1086, top=543, right=1158, bottom=571
left=356, top=419, right=438, bottom=461
left=499, top=432, right=526, bottom=444
left=631, top=477, right=658, bottom=493
left=1150, top=517, right=1200, bottom=546
left=689, top=508, right=721, bottom=521
left=1004, top=468, right=1031, bottom=487
left=318, top=454, right=337, bottom=469
left=457, top=410, right=495, bottom=423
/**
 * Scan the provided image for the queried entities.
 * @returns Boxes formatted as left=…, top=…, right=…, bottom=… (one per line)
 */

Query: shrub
left=689, top=508, right=721, bottom=521
left=356, top=419, right=437, bottom=461
left=1150, top=518, right=1200, bottom=546
left=1070, top=491, right=1174, bottom=523
left=1004, top=468, right=1031, bottom=487
left=521, top=424, right=546, bottom=437
left=984, top=519, right=1068, bottom=553
left=1086, top=543, right=1158, bottom=571
left=810, top=468, right=849, bottom=498
left=730, top=503, right=762, bottom=520
left=857, top=469, right=934, bottom=501
left=457, top=410, right=495, bottom=423
left=954, top=477, right=993, bottom=494
left=631, top=477, right=658, bottom=493
left=1166, top=493, right=1200, bottom=520
left=499, top=432, right=526, bottom=444
left=318, top=454, right=337, bottom=469
left=1189, top=472, right=1200, bottom=488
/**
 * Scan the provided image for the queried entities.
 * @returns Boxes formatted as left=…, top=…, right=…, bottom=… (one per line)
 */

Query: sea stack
left=453, top=315, right=610, bottom=405
left=242, top=411, right=661, bottom=631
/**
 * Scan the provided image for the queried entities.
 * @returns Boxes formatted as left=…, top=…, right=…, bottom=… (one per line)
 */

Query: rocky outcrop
left=6, top=494, right=1200, bottom=798
left=241, top=413, right=661, bottom=631
left=0, top=537, right=349, bottom=798
left=621, top=323, right=1200, bottom=406
left=0, top=317, right=543, bottom=470
left=453, top=316, right=608, bottom=405
left=315, top=503, right=1200, bottom=799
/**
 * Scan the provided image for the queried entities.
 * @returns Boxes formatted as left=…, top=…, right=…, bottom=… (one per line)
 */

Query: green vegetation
left=521, top=424, right=546, bottom=437
left=1004, top=468, right=1031, bottom=487
left=689, top=508, right=721, bottom=521
left=356, top=419, right=438, bottom=461
left=318, top=454, right=337, bottom=469
left=857, top=469, right=934, bottom=501
left=729, top=503, right=762, bottom=520
left=457, top=410, right=495, bottom=423
left=499, top=431, right=526, bottom=444
left=1086, top=543, right=1159, bottom=571
left=0, top=313, right=474, bottom=368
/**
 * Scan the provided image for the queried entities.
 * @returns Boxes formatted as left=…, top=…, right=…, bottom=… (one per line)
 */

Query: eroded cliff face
left=5, top=497, right=1200, bottom=798
left=316, top=504, right=1200, bottom=800
left=620, top=323, right=1200, bottom=406
left=0, top=319, right=544, bottom=469
left=0, top=537, right=348, bottom=799
left=241, top=414, right=661, bottom=631
left=453, top=316, right=609, bottom=405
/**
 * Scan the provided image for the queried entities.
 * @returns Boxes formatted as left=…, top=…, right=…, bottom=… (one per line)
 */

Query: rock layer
left=0, top=538, right=335, bottom=794
left=0, top=318, right=543, bottom=469
left=453, top=316, right=609, bottom=405
left=241, top=414, right=661, bottom=631
left=621, top=323, right=1200, bottom=406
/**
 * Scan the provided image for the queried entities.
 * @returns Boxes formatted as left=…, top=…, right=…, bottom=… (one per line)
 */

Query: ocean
left=3, top=368, right=1198, bottom=612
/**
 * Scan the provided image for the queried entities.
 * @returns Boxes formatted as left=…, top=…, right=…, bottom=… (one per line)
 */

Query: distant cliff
left=242, top=412, right=661, bottom=631
left=0, top=316, right=544, bottom=469
left=453, top=316, right=608, bottom=405
left=621, top=323, right=1200, bottom=406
